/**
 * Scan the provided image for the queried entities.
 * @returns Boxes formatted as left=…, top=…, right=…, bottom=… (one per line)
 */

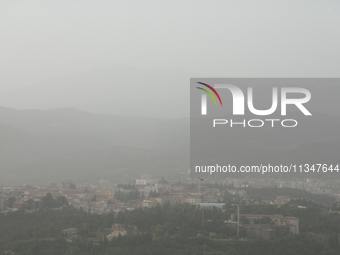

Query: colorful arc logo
left=196, top=82, right=222, bottom=106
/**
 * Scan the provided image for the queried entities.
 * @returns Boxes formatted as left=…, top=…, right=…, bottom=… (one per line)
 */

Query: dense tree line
left=1, top=199, right=340, bottom=254
left=1, top=231, right=339, bottom=255
left=117, top=183, right=135, bottom=189
left=147, top=190, right=160, bottom=198
left=244, top=187, right=335, bottom=205
left=114, top=189, right=140, bottom=202
left=0, top=207, right=116, bottom=242
left=41, top=193, right=68, bottom=208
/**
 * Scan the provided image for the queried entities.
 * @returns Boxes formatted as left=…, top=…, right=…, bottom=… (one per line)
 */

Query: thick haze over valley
left=0, top=1, right=340, bottom=184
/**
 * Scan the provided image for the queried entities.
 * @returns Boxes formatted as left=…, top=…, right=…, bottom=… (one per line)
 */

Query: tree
left=148, top=190, right=160, bottom=198
left=56, top=196, right=68, bottom=207
left=259, top=217, right=273, bottom=224
left=7, top=196, right=16, bottom=207
left=41, top=193, right=67, bottom=208
left=115, top=189, right=140, bottom=202
left=26, top=199, right=34, bottom=209
left=91, top=195, right=97, bottom=202
left=329, top=232, right=339, bottom=250
left=240, top=215, right=249, bottom=224
left=42, top=193, right=55, bottom=208
left=104, top=211, right=115, bottom=228
left=69, top=183, right=76, bottom=189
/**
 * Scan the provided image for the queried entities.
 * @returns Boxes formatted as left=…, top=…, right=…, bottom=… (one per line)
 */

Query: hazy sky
left=1, top=0, right=340, bottom=93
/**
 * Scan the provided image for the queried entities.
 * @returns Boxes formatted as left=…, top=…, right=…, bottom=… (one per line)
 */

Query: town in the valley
left=1, top=176, right=340, bottom=241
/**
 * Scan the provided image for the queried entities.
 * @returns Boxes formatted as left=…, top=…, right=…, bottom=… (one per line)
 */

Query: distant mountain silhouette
left=0, top=106, right=189, bottom=185
left=0, top=72, right=339, bottom=118
left=0, top=66, right=199, bottom=118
